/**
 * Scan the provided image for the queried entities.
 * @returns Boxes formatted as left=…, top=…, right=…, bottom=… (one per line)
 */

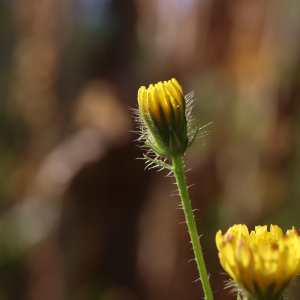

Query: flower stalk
left=171, top=155, right=214, bottom=300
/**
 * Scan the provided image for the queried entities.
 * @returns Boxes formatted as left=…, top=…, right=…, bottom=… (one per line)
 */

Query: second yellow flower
left=216, top=224, right=300, bottom=300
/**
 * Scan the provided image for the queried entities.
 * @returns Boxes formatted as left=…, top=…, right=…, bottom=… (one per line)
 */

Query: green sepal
left=147, top=140, right=169, bottom=157
left=169, top=128, right=188, bottom=157
left=188, top=124, right=199, bottom=147
left=143, top=155, right=173, bottom=171
left=141, top=127, right=169, bottom=157
left=148, top=106, right=170, bottom=149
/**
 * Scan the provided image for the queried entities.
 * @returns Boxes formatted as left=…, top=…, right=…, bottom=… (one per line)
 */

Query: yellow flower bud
left=216, top=224, right=300, bottom=300
left=137, top=79, right=197, bottom=157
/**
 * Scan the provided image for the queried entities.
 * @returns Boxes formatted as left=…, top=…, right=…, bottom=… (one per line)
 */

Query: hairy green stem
left=171, top=155, right=214, bottom=300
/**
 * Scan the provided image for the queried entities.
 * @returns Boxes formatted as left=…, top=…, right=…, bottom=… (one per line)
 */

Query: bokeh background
left=1, top=0, right=300, bottom=299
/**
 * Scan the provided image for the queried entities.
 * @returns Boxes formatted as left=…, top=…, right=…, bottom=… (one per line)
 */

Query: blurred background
left=1, top=0, right=300, bottom=299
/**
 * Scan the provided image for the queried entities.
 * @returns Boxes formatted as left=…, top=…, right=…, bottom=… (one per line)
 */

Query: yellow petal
left=216, top=230, right=223, bottom=251
left=171, top=78, right=183, bottom=94
left=255, top=225, right=267, bottom=235
left=158, top=84, right=172, bottom=124
left=165, top=79, right=184, bottom=114
left=270, top=225, right=283, bottom=240
left=148, top=88, right=161, bottom=125
left=138, top=86, right=146, bottom=109
left=238, top=244, right=255, bottom=291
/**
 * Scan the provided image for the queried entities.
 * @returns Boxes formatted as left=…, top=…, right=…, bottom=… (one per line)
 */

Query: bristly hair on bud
left=132, top=78, right=199, bottom=160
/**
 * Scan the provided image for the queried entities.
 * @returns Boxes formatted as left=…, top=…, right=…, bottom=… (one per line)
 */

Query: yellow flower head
left=216, top=224, right=300, bottom=300
left=136, top=79, right=197, bottom=157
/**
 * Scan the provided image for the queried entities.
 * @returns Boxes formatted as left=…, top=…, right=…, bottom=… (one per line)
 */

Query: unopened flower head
left=136, top=79, right=197, bottom=157
left=216, top=224, right=300, bottom=300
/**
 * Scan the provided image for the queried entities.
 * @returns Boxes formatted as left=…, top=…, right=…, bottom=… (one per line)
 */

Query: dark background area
left=1, top=0, right=300, bottom=299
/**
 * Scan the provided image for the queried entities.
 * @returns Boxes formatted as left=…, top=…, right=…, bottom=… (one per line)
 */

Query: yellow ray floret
left=137, top=79, right=184, bottom=129
left=216, top=224, right=300, bottom=300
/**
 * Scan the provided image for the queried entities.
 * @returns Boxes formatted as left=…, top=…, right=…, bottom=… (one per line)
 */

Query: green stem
left=171, top=155, right=214, bottom=300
